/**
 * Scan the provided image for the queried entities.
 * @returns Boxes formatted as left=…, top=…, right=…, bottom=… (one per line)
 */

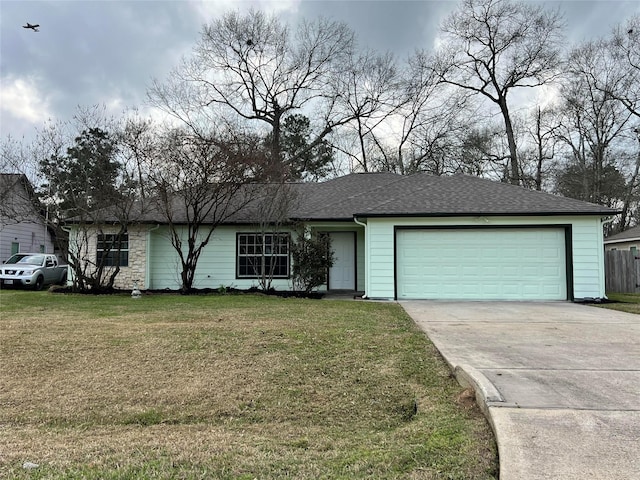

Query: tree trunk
left=270, top=107, right=283, bottom=178
left=498, top=96, right=519, bottom=185
left=535, top=107, right=543, bottom=191
left=592, top=143, right=605, bottom=204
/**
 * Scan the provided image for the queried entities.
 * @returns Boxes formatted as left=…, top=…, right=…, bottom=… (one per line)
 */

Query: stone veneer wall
left=81, top=225, right=148, bottom=291
left=111, top=225, right=148, bottom=290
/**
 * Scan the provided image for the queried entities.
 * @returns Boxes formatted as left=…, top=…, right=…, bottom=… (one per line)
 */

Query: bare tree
left=117, top=111, right=159, bottom=200
left=342, top=51, right=476, bottom=176
left=1, top=136, right=31, bottom=176
left=520, top=106, right=561, bottom=191
left=457, top=121, right=512, bottom=180
left=607, top=15, right=640, bottom=120
left=252, top=181, right=299, bottom=291
left=566, top=16, right=640, bottom=229
left=148, top=10, right=361, bottom=180
left=554, top=42, right=632, bottom=211
left=434, top=0, right=565, bottom=185
left=148, top=127, right=266, bottom=293
left=617, top=131, right=640, bottom=230
left=393, top=58, right=477, bottom=176
left=332, top=49, right=401, bottom=173
left=0, top=138, right=41, bottom=223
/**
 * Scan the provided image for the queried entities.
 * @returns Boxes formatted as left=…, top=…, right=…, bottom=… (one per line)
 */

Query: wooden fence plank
left=605, top=250, right=640, bottom=293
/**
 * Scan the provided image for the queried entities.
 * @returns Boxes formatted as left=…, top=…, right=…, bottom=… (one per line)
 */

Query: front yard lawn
left=598, top=293, right=640, bottom=315
left=0, top=291, right=496, bottom=479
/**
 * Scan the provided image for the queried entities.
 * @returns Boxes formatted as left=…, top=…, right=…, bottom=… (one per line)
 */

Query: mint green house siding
left=146, top=223, right=365, bottom=292
left=148, top=226, right=294, bottom=290
left=362, top=215, right=607, bottom=301
left=571, top=219, right=607, bottom=298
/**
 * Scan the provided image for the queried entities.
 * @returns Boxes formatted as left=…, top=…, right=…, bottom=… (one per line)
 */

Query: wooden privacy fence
left=605, top=250, right=640, bottom=293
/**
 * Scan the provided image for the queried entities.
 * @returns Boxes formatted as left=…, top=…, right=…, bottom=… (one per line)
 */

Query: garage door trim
left=393, top=224, right=573, bottom=301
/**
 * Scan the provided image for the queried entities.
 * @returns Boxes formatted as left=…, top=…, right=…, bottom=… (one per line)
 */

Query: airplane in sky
left=22, top=23, right=40, bottom=32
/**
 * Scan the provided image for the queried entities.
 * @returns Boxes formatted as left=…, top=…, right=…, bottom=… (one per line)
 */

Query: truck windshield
left=6, top=254, right=45, bottom=266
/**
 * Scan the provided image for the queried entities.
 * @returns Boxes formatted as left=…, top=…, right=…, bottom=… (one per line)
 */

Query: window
left=97, top=233, right=129, bottom=267
left=237, top=233, right=290, bottom=278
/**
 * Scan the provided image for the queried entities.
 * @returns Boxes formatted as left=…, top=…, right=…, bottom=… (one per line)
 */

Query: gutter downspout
left=353, top=216, right=368, bottom=299
left=601, top=216, right=616, bottom=230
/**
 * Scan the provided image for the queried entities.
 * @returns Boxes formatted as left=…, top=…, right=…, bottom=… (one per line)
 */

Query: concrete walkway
left=401, top=301, right=640, bottom=480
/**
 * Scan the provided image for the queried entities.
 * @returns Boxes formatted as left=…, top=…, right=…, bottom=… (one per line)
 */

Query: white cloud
left=187, top=0, right=301, bottom=20
left=534, top=83, right=562, bottom=112
left=0, top=76, right=52, bottom=125
left=104, top=96, right=126, bottom=115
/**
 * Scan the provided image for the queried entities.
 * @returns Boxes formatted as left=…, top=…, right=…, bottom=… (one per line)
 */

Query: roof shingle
left=76, top=172, right=618, bottom=224
left=604, top=225, right=640, bottom=243
left=292, top=173, right=617, bottom=219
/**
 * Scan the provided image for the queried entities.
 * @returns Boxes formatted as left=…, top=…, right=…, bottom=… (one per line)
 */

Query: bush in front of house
left=290, top=228, right=335, bottom=294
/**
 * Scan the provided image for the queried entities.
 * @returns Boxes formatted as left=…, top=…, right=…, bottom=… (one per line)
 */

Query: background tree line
left=1, top=0, right=638, bottom=291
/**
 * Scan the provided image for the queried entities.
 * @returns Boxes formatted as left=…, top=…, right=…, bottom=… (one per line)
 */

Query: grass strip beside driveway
left=0, top=291, right=496, bottom=479
left=598, top=293, right=640, bottom=315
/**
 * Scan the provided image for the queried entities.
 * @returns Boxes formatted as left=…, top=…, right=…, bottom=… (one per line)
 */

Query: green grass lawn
left=0, top=290, right=496, bottom=479
left=598, top=293, right=640, bottom=314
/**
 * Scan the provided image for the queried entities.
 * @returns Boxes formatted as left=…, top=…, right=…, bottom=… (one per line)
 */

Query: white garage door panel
left=396, top=228, right=567, bottom=300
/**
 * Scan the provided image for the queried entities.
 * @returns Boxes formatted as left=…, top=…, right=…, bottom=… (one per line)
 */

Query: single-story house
left=69, top=172, right=617, bottom=301
left=0, top=173, right=56, bottom=260
left=603, top=225, right=640, bottom=253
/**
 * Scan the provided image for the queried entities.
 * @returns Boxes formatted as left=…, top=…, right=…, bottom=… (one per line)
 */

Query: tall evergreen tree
left=40, top=127, right=123, bottom=216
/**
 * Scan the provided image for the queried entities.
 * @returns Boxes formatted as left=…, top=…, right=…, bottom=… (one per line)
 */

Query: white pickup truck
left=0, top=253, right=68, bottom=290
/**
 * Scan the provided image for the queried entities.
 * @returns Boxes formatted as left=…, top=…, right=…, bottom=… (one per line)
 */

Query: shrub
left=290, top=228, right=335, bottom=293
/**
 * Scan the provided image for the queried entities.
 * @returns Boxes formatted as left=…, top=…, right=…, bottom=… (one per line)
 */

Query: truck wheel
left=59, top=273, right=67, bottom=286
left=34, top=275, right=44, bottom=291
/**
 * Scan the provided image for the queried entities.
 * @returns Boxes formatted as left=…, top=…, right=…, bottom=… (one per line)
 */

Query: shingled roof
left=604, top=225, right=640, bottom=243
left=73, top=172, right=617, bottom=225
left=290, top=173, right=618, bottom=220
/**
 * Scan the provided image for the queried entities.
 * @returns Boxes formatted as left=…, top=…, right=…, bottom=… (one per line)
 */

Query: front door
left=328, top=232, right=355, bottom=290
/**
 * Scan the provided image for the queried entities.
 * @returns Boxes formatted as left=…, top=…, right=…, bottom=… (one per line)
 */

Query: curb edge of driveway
left=454, top=364, right=506, bottom=479
left=454, top=364, right=504, bottom=414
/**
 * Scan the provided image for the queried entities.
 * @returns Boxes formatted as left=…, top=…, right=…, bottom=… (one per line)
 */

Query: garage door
left=396, top=228, right=567, bottom=300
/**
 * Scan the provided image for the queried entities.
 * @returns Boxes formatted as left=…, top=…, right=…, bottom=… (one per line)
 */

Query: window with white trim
left=97, top=233, right=129, bottom=267
left=237, top=233, right=290, bottom=278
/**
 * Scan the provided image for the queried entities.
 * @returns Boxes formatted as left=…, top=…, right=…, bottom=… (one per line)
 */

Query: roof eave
left=290, top=216, right=356, bottom=222
left=604, top=237, right=640, bottom=244
left=354, top=210, right=619, bottom=218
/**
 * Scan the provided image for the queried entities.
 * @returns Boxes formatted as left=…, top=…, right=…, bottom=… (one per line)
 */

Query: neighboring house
left=67, top=173, right=617, bottom=301
left=0, top=174, right=55, bottom=261
left=603, top=226, right=640, bottom=253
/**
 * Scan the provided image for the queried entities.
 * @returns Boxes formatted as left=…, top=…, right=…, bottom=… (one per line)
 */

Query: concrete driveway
left=401, top=301, right=640, bottom=480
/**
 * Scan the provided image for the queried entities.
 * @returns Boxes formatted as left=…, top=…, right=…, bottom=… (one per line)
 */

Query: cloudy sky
left=1, top=0, right=638, bottom=144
